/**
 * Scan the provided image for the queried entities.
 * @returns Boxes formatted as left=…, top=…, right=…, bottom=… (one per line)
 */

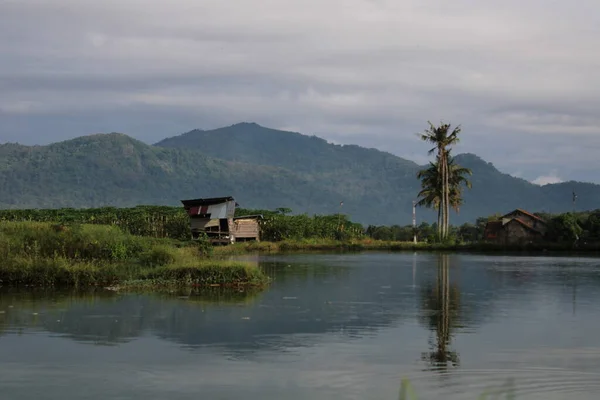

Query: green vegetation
left=0, top=221, right=268, bottom=288
left=417, top=122, right=472, bottom=241
left=237, top=207, right=364, bottom=241
left=0, top=205, right=190, bottom=239
left=2, top=205, right=600, bottom=255
left=0, top=206, right=365, bottom=242
left=2, top=122, right=600, bottom=225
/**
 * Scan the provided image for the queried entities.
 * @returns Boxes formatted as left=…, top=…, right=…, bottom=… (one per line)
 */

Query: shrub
left=139, top=245, right=177, bottom=267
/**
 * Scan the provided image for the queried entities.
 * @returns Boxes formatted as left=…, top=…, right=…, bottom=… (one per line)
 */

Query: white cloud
left=531, top=172, right=564, bottom=186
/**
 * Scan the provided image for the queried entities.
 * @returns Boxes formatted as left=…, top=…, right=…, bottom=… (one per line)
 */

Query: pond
left=2, top=252, right=600, bottom=399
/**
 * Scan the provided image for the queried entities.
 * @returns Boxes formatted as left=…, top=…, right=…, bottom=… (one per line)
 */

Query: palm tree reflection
left=419, top=254, right=461, bottom=371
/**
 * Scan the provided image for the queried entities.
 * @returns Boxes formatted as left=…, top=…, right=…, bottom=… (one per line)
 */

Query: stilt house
left=180, top=196, right=262, bottom=244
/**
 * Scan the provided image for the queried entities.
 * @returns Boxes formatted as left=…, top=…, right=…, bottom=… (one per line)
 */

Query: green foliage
left=0, top=221, right=150, bottom=262
left=258, top=212, right=364, bottom=242
left=365, top=209, right=600, bottom=246
left=2, top=123, right=600, bottom=225
left=366, top=222, right=440, bottom=243
left=417, top=120, right=471, bottom=241
left=456, top=223, right=480, bottom=242
left=0, top=221, right=268, bottom=288
left=140, top=262, right=265, bottom=286
left=546, top=213, right=584, bottom=243
left=0, top=256, right=120, bottom=287
left=193, top=231, right=214, bottom=256
left=0, top=206, right=366, bottom=244
left=237, top=207, right=365, bottom=241
left=139, top=245, right=177, bottom=267
left=581, top=210, right=600, bottom=241
left=0, top=206, right=191, bottom=240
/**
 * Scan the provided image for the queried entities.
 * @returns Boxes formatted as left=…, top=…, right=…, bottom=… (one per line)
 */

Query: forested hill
left=155, top=123, right=600, bottom=221
left=1, top=123, right=599, bottom=225
left=155, top=122, right=419, bottom=174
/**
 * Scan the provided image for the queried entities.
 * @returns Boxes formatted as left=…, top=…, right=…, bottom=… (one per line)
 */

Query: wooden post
left=412, top=200, right=417, bottom=244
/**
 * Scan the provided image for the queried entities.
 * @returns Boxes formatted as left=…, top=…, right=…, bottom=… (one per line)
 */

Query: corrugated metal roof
left=502, top=208, right=547, bottom=224
left=180, top=196, right=235, bottom=208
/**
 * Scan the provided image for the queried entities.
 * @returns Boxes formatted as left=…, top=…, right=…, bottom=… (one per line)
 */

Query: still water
left=2, top=252, right=600, bottom=399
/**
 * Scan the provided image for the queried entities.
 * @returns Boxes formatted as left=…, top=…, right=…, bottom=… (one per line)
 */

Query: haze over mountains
left=1, top=122, right=598, bottom=225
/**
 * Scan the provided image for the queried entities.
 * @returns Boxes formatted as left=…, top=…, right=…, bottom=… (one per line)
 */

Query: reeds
left=0, top=221, right=269, bottom=288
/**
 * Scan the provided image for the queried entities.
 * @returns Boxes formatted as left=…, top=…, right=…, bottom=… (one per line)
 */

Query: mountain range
left=1, top=122, right=598, bottom=225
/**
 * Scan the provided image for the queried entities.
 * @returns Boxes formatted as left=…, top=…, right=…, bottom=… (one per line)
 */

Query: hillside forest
left=1, top=122, right=600, bottom=226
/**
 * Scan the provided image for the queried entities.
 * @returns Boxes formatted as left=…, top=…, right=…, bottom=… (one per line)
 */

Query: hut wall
left=190, top=218, right=218, bottom=230
left=232, top=219, right=260, bottom=241
left=501, top=221, right=542, bottom=245
left=502, top=210, right=547, bottom=235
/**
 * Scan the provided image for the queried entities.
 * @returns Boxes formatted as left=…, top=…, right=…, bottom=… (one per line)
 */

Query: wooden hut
left=180, top=197, right=263, bottom=244
left=180, top=196, right=237, bottom=244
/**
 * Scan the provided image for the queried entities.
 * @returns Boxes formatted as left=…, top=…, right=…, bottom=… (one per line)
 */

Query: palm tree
left=416, top=153, right=472, bottom=240
left=416, top=158, right=443, bottom=237
left=419, top=254, right=461, bottom=370
left=419, top=122, right=462, bottom=240
left=447, top=155, right=473, bottom=215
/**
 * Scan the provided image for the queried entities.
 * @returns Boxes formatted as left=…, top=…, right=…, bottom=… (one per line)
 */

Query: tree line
left=0, top=206, right=364, bottom=242
left=1, top=205, right=599, bottom=245
left=365, top=210, right=600, bottom=245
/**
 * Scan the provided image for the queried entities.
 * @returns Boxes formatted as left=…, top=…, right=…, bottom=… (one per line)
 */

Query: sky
left=1, top=0, right=600, bottom=185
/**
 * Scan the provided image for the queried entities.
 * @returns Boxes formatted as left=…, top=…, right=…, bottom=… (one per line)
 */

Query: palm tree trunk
left=441, top=155, right=445, bottom=240
left=438, top=157, right=445, bottom=241
left=444, top=157, right=450, bottom=240
left=441, top=152, right=448, bottom=240
left=437, top=206, right=442, bottom=238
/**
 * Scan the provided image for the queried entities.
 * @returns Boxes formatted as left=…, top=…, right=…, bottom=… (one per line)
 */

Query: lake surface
left=2, top=252, right=600, bottom=399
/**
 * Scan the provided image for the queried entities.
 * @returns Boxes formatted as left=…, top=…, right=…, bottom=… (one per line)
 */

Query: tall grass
left=0, top=221, right=269, bottom=288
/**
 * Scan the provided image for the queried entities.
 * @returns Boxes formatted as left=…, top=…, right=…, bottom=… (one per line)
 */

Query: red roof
left=502, top=209, right=546, bottom=224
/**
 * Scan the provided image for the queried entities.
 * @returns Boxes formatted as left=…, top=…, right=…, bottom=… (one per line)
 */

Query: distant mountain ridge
left=1, top=122, right=598, bottom=225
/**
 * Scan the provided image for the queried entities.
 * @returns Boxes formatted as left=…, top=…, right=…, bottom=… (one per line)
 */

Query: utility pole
left=412, top=200, right=417, bottom=244
left=572, top=189, right=577, bottom=213
left=337, top=201, right=343, bottom=232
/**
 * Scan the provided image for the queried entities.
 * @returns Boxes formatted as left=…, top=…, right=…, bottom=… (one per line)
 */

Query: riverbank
left=0, top=222, right=269, bottom=289
left=213, top=238, right=600, bottom=255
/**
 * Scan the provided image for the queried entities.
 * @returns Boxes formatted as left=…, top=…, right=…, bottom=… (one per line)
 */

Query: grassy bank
left=0, top=221, right=268, bottom=288
left=213, top=238, right=600, bottom=255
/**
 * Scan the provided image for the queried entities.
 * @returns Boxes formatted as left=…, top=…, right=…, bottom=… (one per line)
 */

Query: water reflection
left=0, top=256, right=417, bottom=353
left=2, top=253, right=600, bottom=399
left=0, top=287, right=265, bottom=347
left=0, top=253, right=541, bottom=355
left=419, top=254, right=460, bottom=371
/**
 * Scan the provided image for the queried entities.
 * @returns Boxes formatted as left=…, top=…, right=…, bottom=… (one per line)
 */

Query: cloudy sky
left=1, top=0, right=599, bottom=184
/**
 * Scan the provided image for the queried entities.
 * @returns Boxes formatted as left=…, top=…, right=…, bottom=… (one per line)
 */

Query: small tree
left=546, top=213, right=583, bottom=243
